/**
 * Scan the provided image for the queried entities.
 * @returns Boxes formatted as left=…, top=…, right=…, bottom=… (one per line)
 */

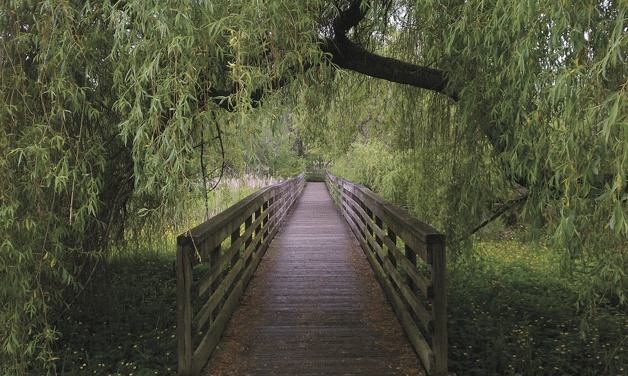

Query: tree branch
left=461, top=194, right=529, bottom=241
left=202, top=0, right=458, bottom=111
left=325, top=0, right=458, bottom=100
left=333, top=0, right=369, bottom=34
left=321, top=35, right=457, bottom=100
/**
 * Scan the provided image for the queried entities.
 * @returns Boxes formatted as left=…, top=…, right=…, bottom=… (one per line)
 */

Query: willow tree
left=1, top=0, right=625, bottom=373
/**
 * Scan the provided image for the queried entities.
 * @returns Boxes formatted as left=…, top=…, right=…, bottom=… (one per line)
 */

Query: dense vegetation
left=1, top=0, right=625, bottom=374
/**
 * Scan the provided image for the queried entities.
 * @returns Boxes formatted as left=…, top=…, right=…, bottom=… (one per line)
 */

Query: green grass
left=448, top=240, right=627, bottom=375
left=53, top=236, right=626, bottom=375
left=53, top=249, right=177, bottom=375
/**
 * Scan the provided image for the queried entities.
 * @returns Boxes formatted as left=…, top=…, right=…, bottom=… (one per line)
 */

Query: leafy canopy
left=0, top=0, right=625, bottom=373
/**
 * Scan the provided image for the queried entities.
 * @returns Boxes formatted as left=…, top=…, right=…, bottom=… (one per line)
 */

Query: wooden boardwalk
left=204, top=182, right=426, bottom=375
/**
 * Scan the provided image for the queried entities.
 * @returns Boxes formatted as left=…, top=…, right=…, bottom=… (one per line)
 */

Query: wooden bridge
left=176, top=171, right=448, bottom=375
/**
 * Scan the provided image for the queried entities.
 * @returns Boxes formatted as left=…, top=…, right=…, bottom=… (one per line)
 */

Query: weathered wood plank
left=176, top=245, right=193, bottom=376
left=431, top=241, right=448, bottom=375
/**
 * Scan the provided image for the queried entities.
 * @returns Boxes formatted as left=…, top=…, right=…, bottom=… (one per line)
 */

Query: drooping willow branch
left=457, top=194, right=529, bottom=243
left=197, top=115, right=227, bottom=219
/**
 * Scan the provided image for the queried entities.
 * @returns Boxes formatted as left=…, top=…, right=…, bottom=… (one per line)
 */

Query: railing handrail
left=176, top=172, right=305, bottom=375
left=177, top=177, right=299, bottom=260
left=325, top=171, right=448, bottom=376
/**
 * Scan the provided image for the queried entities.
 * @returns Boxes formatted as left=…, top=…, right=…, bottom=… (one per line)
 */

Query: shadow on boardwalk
left=205, top=182, right=426, bottom=375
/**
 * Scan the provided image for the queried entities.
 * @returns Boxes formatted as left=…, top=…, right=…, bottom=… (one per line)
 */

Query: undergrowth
left=448, top=239, right=626, bottom=375
left=53, top=248, right=177, bottom=375
left=50, top=176, right=273, bottom=375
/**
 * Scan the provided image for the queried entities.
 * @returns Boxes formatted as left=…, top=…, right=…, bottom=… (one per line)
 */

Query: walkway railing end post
left=431, top=239, right=448, bottom=375
left=176, top=243, right=193, bottom=376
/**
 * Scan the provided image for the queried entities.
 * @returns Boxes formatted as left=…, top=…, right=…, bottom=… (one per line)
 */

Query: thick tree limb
left=332, top=0, right=369, bottom=34
left=326, top=0, right=457, bottom=100
left=321, top=35, right=457, bottom=100
left=203, top=0, right=458, bottom=110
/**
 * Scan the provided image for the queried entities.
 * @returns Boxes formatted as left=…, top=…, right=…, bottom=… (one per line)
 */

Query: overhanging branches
left=202, top=0, right=458, bottom=111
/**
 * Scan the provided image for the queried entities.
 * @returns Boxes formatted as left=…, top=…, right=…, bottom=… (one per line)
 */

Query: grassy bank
left=448, top=240, right=626, bottom=375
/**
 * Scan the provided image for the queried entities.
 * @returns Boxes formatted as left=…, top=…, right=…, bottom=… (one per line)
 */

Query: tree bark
left=320, top=35, right=457, bottom=101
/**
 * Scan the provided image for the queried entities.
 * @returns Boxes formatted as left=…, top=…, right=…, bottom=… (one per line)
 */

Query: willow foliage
left=0, top=0, right=321, bottom=372
left=317, top=0, right=625, bottom=322
left=418, top=0, right=626, bottom=313
left=0, top=0, right=625, bottom=373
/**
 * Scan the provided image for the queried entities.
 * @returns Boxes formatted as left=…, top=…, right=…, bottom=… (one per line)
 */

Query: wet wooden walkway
left=205, top=182, right=425, bottom=375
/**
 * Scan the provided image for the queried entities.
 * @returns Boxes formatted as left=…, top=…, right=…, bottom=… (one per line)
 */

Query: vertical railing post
left=388, top=228, right=398, bottom=270
left=375, top=216, right=385, bottom=265
left=231, top=229, right=240, bottom=267
left=176, top=244, right=193, bottom=375
left=366, top=208, right=374, bottom=253
left=430, top=238, right=447, bottom=375
left=210, top=245, right=221, bottom=323
left=244, top=214, right=253, bottom=267
left=267, top=194, right=274, bottom=229
left=375, top=217, right=384, bottom=248
left=262, top=200, right=269, bottom=239
left=254, top=207, right=262, bottom=241
left=405, top=244, right=416, bottom=293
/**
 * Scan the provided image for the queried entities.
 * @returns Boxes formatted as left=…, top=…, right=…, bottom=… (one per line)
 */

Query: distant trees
left=1, top=0, right=625, bottom=373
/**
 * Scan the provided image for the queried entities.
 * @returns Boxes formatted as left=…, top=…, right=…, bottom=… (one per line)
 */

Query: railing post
left=231, top=229, right=240, bottom=267
left=268, top=195, right=275, bottom=225
left=244, top=214, right=252, bottom=267
left=177, top=244, right=193, bottom=376
left=210, top=245, right=221, bottom=323
left=375, top=217, right=384, bottom=248
left=430, top=239, right=447, bottom=375
left=386, top=225, right=398, bottom=269
left=254, top=207, right=262, bottom=240
left=405, top=244, right=416, bottom=293
left=262, top=200, right=269, bottom=239
left=366, top=208, right=374, bottom=252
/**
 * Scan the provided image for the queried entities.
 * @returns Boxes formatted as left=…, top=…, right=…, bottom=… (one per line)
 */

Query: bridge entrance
left=206, top=182, right=425, bottom=374
left=177, top=172, right=447, bottom=375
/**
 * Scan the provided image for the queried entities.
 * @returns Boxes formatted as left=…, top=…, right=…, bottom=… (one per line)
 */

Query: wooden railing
left=325, top=171, right=448, bottom=375
left=176, top=173, right=305, bottom=375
